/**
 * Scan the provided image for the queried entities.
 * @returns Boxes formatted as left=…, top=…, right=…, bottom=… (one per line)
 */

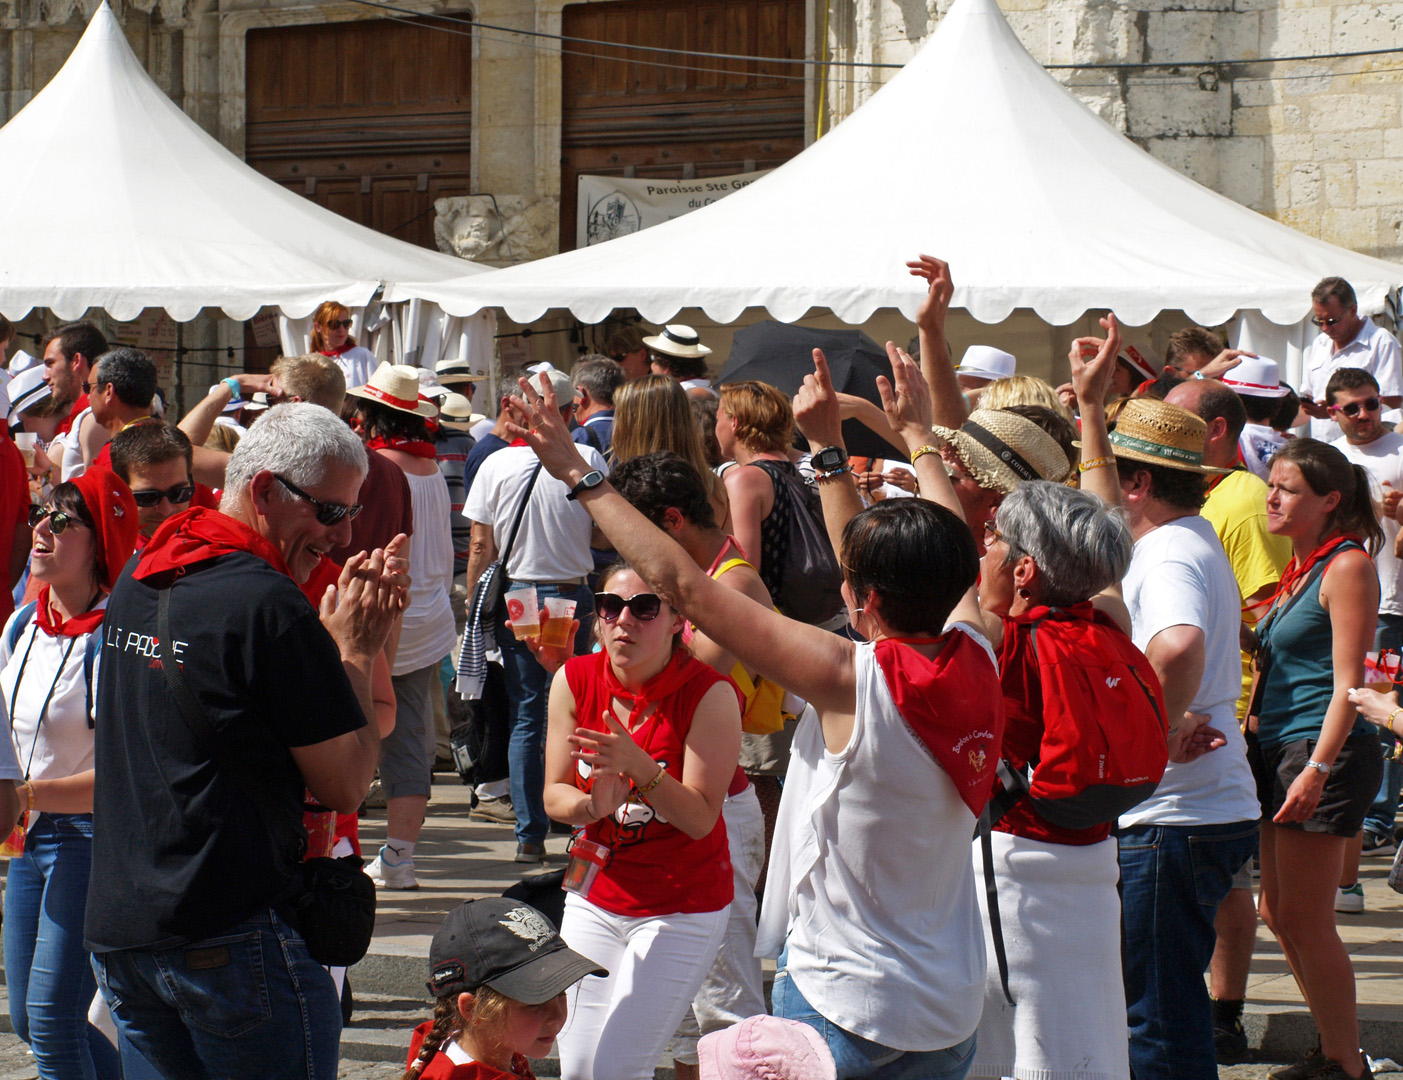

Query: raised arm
left=506, top=377, right=857, bottom=714
left=907, top=255, right=967, bottom=430
left=1068, top=314, right=1123, bottom=510
left=793, top=349, right=866, bottom=559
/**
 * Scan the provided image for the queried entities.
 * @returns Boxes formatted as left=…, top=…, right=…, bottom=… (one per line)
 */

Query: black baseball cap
left=427, top=898, right=606, bottom=1005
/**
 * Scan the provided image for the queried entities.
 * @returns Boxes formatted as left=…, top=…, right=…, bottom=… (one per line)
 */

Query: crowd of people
left=0, top=265, right=1399, bottom=1080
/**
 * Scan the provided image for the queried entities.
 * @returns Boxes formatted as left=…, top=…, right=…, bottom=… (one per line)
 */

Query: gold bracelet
left=1389, top=707, right=1403, bottom=736
left=910, top=445, right=940, bottom=467
left=23, top=782, right=35, bottom=813
left=636, top=764, right=667, bottom=797
left=1078, top=455, right=1116, bottom=474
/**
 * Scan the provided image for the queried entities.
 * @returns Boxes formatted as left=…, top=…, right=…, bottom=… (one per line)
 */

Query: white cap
left=955, top=345, right=1016, bottom=381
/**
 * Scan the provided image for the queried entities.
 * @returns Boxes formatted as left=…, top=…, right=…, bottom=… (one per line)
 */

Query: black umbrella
left=718, top=321, right=908, bottom=461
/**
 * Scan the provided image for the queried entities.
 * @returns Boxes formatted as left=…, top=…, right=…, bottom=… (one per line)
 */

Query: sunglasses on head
left=324, top=319, right=354, bottom=331
left=594, top=592, right=663, bottom=622
left=29, top=505, right=86, bottom=535
left=1311, top=315, right=1344, bottom=328
left=275, top=475, right=363, bottom=526
left=1329, top=397, right=1380, bottom=417
left=131, top=483, right=196, bottom=508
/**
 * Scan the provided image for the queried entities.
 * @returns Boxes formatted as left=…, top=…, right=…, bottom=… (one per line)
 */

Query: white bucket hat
left=955, top=346, right=1016, bottom=381
left=347, top=362, right=439, bottom=418
left=1220, top=356, right=1288, bottom=398
left=643, top=324, right=712, bottom=359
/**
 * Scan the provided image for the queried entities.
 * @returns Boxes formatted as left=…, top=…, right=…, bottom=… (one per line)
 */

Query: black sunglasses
left=594, top=592, right=663, bottom=622
left=131, top=483, right=196, bottom=508
left=1311, top=315, right=1344, bottom=328
left=29, top=505, right=86, bottom=535
left=1329, top=397, right=1381, bottom=417
left=275, top=475, right=363, bottom=526
left=325, top=319, right=354, bottom=331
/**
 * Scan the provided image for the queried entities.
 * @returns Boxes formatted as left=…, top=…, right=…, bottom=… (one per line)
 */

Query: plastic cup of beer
left=505, top=586, right=540, bottom=640
left=541, top=597, right=578, bottom=649
left=14, top=433, right=36, bottom=468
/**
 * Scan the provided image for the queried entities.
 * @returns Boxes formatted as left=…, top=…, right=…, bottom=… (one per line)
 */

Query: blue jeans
left=771, top=953, right=976, bottom=1080
left=2, top=813, right=119, bottom=1080
left=497, top=579, right=592, bottom=845
left=92, top=908, right=341, bottom=1080
left=1119, top=819, right=1259, bottom=1080
left=1364, top=614, right=1403, bottom=839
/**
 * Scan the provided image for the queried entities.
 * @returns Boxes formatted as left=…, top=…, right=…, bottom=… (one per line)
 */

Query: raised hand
left=793, top=349, right=846, bottom=450
left=1195, top=348, right=1255, bottom=381
left=907, top=254, right=953, bottom=336
left=1069, top=313, right=1123, bottom=410
left=322, top=545, right=404, bottom=661
left=876, top=340, right=935, bottom=454
left=504, top=374, right=593, bottom=485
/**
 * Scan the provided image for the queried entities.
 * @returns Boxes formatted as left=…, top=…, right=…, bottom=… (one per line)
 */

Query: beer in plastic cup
left=14, top=433, right=36, bottom=468
left=505, top=586, right=540, bottom=639
left=541, top=597, right=577, bottom=648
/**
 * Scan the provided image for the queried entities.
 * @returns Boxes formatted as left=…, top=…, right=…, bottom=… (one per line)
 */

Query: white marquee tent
left=388, top=0, right=1403, bottom=332
left=0, top=2, right=488, bottom=324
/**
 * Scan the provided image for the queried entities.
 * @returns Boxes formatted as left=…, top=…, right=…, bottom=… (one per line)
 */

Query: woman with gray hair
left=966, top=325, right=1165, bottom=1080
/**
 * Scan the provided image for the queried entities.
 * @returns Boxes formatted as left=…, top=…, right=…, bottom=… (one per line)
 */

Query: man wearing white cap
left=1300, top=277, right=1403, bottom=441
left=1217, top=356, right=1291, bottom=482
left=645, top=325, right=716, bottom=400
left=954, top=345, right=1015, bottom=392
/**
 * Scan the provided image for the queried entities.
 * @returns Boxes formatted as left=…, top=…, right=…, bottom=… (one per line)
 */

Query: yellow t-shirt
left=1201, top=469, right=1292, bottom=719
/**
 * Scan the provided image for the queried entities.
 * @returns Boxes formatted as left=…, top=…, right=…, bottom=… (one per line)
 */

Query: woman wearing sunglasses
left=309, top=301, right=377, bottom=391
left=518, top=343, right=1002, bottom=1080
left=3, top=469, right=137, bottom=1080
left=1251, top=438, right=1384, bottom=1080
left=543, top=560, right=742, bottom=1080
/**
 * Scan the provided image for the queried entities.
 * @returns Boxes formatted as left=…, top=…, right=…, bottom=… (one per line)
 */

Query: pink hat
left=698, top=1016, right=836, bottom=1080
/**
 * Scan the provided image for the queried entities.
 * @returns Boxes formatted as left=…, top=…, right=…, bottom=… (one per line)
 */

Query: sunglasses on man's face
left=324, top=319, right=354, bottom=331
left=1311, top=315, right=1344, bottom=328
left=275, top=475, right=363, bottom=526
left=594, top=592, right=663, bottom=622
left=28, top=505, right=86, bottom=535
left=1329, top=397, right=1380, bottom=417
left=131, top=483, right=196, bottom=508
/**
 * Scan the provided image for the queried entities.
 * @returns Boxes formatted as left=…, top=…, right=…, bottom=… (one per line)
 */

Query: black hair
left=1324, top=366, right=1379, bottom=403
left=609, top=451, right=717, bottom=530
left=1312, top=277, right=1356, bottom=309
left=1139, top=371, right=1186, bottom=401
left=649, top=351, right=710, bottom=381
left=1115, top=457, right=1206, bottom=511
left=1241, top=393, right=1282, bottom=424
left=91, top=347, right=158, bottom=409
left=1272, top=388, right=1301, bottom=433
left=841, top=499, right=978, bottom=634
left=353, top=396, right=430, bottom=442
left=41, top=321, right=108, bottom=368
left=51, top=481, right=96, bottom=531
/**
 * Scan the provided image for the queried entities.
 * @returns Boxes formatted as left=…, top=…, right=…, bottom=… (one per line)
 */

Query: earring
left=1017, top=587, right=1032, bottom=599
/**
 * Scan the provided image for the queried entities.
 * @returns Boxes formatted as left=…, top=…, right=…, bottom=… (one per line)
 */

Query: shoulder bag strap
left=499, top=463, right=543, bottom=570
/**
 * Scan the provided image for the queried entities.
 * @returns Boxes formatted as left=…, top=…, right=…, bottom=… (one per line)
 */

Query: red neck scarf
left=35, top=587, right=105, bottom=637
left=1252, top=532, right=1362, bottom=618
left=133, top=507, right=290, bottom=582
left=599, top=649, right=707, bottom=745
left=874, top=634, right=1006, bottom=816
left=367, top=435, right=437, bottom=459
left=320, top=345, right=351, bottom=358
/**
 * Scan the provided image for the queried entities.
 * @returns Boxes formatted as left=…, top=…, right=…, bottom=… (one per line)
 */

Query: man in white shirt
left=464, top=370, right=607, bottom=864
left=1110, top=398, right=1262, bottom=1080
left=1327, top=367, right=1403, bottom=869
left=1300, top=277, right=1403, bottom=441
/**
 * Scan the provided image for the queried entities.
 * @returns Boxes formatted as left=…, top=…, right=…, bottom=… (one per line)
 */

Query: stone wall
left=821, top=0, right=1403, bottom=264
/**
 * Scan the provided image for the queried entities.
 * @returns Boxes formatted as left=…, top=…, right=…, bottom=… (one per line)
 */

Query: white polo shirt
left=1302, top=317, right=1403, bottom=441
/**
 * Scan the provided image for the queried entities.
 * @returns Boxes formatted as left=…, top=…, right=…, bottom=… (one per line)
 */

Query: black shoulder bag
left=474, top=463, right=544, bottom=628
left=157, top=588, right=376, bottom=967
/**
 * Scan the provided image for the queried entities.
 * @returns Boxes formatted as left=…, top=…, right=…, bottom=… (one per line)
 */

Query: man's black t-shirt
left=84, top=552, right=366, bottom=953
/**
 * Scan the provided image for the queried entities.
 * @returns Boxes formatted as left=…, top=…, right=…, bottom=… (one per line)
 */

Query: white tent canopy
left=389, top=0, right=1403, bottom=328
left=0, top=2, right=487, bottom=323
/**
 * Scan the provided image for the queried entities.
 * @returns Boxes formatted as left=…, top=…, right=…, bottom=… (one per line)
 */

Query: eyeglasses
left=28, top=505, right=86, bottom=535
left=594, top=592, right=663, bottom=622
left=1311, top=315, right=1344, bottom=328
left=274, top=475, right=363, bottom=526
left=1328, top=397, right=1380, bottom=417
left=324, top=320, right=353, bottom=331
left=983, top=523, right=1004, bottom=546
left=130, top=483, right=196, bottom=508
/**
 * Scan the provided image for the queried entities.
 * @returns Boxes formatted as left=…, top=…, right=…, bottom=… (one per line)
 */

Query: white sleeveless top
left=757, top=635, right=989, bottom=1052
left=392, top=469, right=457, bottom=675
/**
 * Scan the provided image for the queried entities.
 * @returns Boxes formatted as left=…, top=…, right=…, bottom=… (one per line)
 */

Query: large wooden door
left=560, top=0, right=806, bottom=251
left=245, top=16, right=472, bottom=250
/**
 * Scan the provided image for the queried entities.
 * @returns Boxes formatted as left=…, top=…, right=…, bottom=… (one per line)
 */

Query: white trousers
left=556, top=893, right=729, bottom=1080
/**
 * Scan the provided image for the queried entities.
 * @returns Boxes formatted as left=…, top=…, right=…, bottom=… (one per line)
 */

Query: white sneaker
left=1335, top=883, right=1364, bottom=914
left=366, top=850, right=418, bottom=890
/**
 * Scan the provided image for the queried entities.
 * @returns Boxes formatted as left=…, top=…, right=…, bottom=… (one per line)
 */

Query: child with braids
left=406, top=899, right=606, bottom=1080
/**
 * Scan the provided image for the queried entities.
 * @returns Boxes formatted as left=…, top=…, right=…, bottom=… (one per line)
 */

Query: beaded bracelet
left=636, top=764, right=667, bottom=797
left=1078, top=455, right=1116, bottom=474
left=910, top=445, right=940, bottom=466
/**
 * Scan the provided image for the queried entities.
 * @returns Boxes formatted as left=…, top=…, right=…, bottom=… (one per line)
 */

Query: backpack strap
left=7, top=601, right=36, bottom=654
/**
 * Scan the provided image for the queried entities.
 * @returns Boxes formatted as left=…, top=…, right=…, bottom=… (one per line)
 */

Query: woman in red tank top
left=543, top=562, right=741, bottom=1080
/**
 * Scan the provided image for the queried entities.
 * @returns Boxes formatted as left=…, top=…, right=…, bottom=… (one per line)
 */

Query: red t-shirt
left=565, top=650, right=736, bottom=917
left=0, top=438, right=27, bottom=621
left=406, top=1022, right=536, bottom=1080
left=330, top=448, right=413, bottom=565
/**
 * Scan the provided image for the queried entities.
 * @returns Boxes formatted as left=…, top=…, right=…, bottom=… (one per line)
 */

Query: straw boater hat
left=955, top=346, right=1017, bottom=381
left=435, top=357, right=487, bottom=385
left=347, top=362, right=438, bottom=418
left=928, top=408, right=1074, bottom=493
left=643, top=324, right=712, bottom=359
left=1107, top=398, right=1230, bottom=474
left=1220, top=356, right=1288, bottom=398
left=437, top=392, right=485, bottom=431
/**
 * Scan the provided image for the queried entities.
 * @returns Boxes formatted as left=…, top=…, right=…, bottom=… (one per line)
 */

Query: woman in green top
left=1253, top=438, right=1384, bottom=1080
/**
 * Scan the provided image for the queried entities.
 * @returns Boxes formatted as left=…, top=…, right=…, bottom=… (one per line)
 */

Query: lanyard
left=10, top=627, right=80, bottom=782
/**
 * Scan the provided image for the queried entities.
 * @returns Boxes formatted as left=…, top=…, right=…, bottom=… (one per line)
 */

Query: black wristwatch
left=811, top=446, right=849, bottom=475
left=566, top=470, right=605, bottom=501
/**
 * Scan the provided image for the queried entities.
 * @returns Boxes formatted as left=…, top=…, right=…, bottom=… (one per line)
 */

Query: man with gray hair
left=87, top=346, right=159, bottom=472
left=85, top=402, right=407, bottom=1079
left=571, top=355, right=623, bottom=456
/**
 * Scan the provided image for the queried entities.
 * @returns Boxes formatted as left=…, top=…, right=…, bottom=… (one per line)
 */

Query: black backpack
left=751, top=461, right=844, bottom=626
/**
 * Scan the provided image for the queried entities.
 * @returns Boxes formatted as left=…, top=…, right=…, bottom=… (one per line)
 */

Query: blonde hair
left=272, top=353, right=347, bottom=411
left=613, top=375, right=725, bottom=505
left=309, top=301, right=355, bottom=354
left=403, top=988, right=514, bottom=1080
left=978, top=375, right=1073, bottom=423
left=718, top=382, right=793, bottom=454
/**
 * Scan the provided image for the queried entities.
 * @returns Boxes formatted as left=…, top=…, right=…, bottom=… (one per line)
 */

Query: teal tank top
left=1256, top=543, right=1371, bottom=751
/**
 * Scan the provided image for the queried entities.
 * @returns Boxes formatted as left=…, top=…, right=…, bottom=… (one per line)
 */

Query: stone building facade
left=0, top=0, right=1398, bottom=268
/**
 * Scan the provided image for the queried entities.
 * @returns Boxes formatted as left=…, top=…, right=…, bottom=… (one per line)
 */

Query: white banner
left=577, top=170, right=771, bottom=248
